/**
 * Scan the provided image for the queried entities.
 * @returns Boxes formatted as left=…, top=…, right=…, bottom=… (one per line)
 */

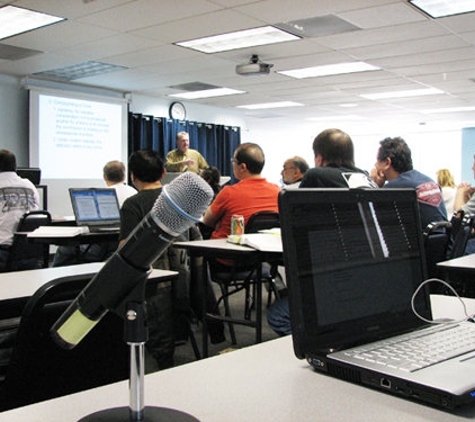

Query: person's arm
left=165, top=150, right=194, bottom=172
left=454, top=182, right=475, bottom=211
left=202, top=207, right=219, bottom=228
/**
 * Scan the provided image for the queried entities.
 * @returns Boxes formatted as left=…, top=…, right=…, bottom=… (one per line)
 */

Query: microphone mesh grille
left=152, top=172, right=214, bottom=236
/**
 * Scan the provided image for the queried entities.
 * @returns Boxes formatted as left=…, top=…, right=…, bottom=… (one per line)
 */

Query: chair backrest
left=423, top=220, right=452, bottom=279
left=5, top=210, right=51, bottom=271
left=0, top=274, right=129, bottom=411
left=245, top=211, right=280, bottom=234
left=449, top=211, right=475, bottom=259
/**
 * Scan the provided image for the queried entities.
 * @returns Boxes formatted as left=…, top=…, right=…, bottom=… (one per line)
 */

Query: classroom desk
left=26, top=230, right=119, bottom=247
left=174, top=237, right=282, bottom=357
left=2, top=335, right=475, bottom=422
left=437, top=254, right=475, bottom=296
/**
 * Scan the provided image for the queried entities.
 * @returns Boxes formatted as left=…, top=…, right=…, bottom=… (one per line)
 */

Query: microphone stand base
left=78, top=406, right=200, bottom=422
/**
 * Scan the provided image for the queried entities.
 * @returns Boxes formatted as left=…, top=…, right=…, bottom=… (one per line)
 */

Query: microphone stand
left=78, top=272, right=200, bottom=422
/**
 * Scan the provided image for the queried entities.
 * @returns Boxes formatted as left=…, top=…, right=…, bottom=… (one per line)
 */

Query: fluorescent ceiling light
left=237, top=101, right=303, bottom=110
left=361, top=87, right=444, bottom=100
left=169, top=88, right=245, bottom=99
left=175, top=26, right=299, bottom=53
left=408, top=0, right=475, bottom=18
left=278, top=62, right=380, bottom=79
left=307, top=114, right=366, bottom=122
left=421, top=106, right=475, bottom=114
left=0, top=5, right=65, bottom=40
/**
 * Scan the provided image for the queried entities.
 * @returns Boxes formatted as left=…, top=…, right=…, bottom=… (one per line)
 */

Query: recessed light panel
left=33, top=61, right=127, bottom=81
left=176, top=26, right=299, bottom=53
left=408, top=0, right=475, bottom=18
left=361, top=88, right=444, bottom=100
left=278, top=62, right=380, bottom=79
left=0, top=5, right=65, bottom=40
left=169, top=88, right=246, bottom=99
left=237, top=101, right=303, bottom=110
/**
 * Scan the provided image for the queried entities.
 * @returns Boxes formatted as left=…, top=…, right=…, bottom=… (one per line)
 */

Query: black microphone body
left=51, top=172, right=213, bottom=349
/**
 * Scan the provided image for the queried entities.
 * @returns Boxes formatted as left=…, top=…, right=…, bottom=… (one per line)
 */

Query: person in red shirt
left=202, top=143, right=280, bottom=241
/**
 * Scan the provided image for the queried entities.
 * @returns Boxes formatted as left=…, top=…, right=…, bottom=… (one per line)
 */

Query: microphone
left=51, top=172, right=213, bottom=349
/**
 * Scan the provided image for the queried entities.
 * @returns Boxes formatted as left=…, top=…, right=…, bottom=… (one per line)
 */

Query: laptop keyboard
left=343, top=323, right=475, bottom=372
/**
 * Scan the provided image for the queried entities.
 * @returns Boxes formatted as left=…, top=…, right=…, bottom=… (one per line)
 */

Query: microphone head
left=152, top=171, right=214, bottom=236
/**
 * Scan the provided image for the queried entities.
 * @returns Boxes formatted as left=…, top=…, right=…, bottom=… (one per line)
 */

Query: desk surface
left=438, top=254, right=475, bottom=271
left=2, top=335, right=474, bottom=421
left=0, top=263, right=177, bottom=302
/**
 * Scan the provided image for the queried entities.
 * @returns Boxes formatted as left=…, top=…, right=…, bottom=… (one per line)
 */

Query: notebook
left=279, top=188, right=475, bottom=409
left=69, top=188, right=120, bottom=233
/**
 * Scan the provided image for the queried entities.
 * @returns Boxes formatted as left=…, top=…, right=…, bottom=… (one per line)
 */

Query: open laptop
left=279, top=188, right=475, bottom=409
left=69, top=188, right=120, bottom=233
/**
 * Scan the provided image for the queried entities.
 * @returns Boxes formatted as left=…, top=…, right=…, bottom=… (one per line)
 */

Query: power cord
left=411, top=278, right=475, bottom=325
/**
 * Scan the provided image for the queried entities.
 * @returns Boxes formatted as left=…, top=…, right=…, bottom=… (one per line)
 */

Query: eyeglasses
left=231, top=157, right=240, bottom=164
left=282, top=166, right=295, bottom=172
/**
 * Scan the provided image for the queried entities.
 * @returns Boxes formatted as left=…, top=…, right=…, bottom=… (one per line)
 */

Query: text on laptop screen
left=279, top=189, right=431, bottom=350
left=71, top=189, right=120, bottom=222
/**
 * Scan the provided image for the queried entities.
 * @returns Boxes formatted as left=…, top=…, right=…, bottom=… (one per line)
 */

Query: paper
left=27, top=226, right=88, bottom=238
left=227, top=233, right=282, bottom=253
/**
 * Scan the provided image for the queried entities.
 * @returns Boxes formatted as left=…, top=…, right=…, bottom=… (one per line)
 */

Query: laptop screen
left=279, top=188, right=431, bottom=358
left=69, top=188, right=120, bottom=226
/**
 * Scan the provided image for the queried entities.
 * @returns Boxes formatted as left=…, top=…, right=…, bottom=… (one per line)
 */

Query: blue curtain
left=128, top=113, right=241, bottom=177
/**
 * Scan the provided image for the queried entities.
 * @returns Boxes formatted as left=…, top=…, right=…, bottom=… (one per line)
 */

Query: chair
left=448, top=211, right=475, bottom=259
left=423, top=220, right=452, bottom=280
left=0, top=274, right=129, bottom=411
left=208, top=211, right=281, bottom=344
left=4, top=210, right=51, bottom=272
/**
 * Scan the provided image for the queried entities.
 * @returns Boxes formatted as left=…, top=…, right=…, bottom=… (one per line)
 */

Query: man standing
left=165, top=131, right=208, bottom=173
left=0, top=149, right=41, bottom=271
left=372, top=136, right=447, bottom=229
left=281, top=156, right=309, bottom=189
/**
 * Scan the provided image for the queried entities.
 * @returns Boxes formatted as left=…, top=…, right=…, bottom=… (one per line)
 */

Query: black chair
left=449, top=211, right=475, bottom=259
left=208, top=211, right=281, bottom=344
left=4, top=210, right=51, bottom=272
left=0, top=274, right=129, bottom=411
left=423, top=220, right=452, bottom=279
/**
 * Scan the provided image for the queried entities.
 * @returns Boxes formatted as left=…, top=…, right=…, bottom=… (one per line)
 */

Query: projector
left=236, top=55, right=273, bottom=76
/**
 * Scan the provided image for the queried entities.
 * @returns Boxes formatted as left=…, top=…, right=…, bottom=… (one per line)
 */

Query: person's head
left=103, top=160, right=126, bottom=185
left=436, top=168, right=455, bottom=188
left=312, top=129, right=354, bottom=168
left=128, top=149, right=164, bottom=186
left=0, top=149, right=17, bottom=173
left=176, top=131, right=190, bottom=153
left=200, top=166, right=221, bottom=195
left=232, top=143, right=265, bottom=180
left=375, top=137, right=413, bottom=179
left=281, top=156, right=309, bottom=185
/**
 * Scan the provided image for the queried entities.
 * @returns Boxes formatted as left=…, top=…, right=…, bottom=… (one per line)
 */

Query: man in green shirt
left=165, top=131, right=208, bottom=173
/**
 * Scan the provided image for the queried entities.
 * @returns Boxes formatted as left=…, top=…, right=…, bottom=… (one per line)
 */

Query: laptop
left=279, top=188, right=475, bottom=409
left=69, top=188, right=120, bottom=233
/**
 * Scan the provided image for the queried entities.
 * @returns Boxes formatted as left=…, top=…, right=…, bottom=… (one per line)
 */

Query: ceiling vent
left=236, top=55, right=273, bottom=76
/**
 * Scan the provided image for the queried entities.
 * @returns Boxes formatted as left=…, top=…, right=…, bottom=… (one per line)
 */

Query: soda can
left=231, top=214, right=245, bottom=235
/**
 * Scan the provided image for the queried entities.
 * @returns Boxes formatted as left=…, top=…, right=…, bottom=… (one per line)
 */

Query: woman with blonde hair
left=437, top=168, right=456, bottom=215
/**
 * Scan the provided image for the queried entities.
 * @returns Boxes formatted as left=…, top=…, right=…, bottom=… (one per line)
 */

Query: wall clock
left=169, top=101, right=187, bottom=120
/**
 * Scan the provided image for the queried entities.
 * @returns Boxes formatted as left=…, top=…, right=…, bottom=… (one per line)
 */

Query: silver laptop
left=279, top=188, right=475, bottom=409
left=69, top=188, right=120, bottom=233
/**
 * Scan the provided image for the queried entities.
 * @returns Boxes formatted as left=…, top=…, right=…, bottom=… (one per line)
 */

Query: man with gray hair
left=281, top=156, right=309, bottom=189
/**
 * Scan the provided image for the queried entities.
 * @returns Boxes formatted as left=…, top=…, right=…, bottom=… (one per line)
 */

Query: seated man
left=371, top=136, right=447, bottom=230
left=0, top=149, right=41, bottom=271
left=268, top=128, right=375, bottom=336
left=202, top=142, right=280, bottom=243
left=52, top=160, right=136, bottom=267
left=281, top=156, right=309, bottom=189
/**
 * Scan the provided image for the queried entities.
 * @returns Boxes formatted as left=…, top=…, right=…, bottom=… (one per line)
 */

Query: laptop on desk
left=69, top=188, right=120, bottom=233
left=279, top=188, right=475, bottom=409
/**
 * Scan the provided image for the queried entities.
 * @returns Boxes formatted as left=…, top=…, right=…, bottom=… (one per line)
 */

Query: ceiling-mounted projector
left=236, top=55, right=273, bottom=76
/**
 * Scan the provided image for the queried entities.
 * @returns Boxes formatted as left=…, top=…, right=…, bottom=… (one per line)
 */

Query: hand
left=370, top=167, right=386, bottom=188
left=184, top=159, right=196, bottom=167
left=454, top=182, right=475, bottom=210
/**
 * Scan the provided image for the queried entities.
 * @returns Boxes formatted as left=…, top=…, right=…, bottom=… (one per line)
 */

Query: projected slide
left=34, top=93, right=125, bottom=179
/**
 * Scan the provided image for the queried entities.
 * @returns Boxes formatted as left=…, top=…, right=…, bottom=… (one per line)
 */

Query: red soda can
left=231, top=214, right=244, bottom=235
